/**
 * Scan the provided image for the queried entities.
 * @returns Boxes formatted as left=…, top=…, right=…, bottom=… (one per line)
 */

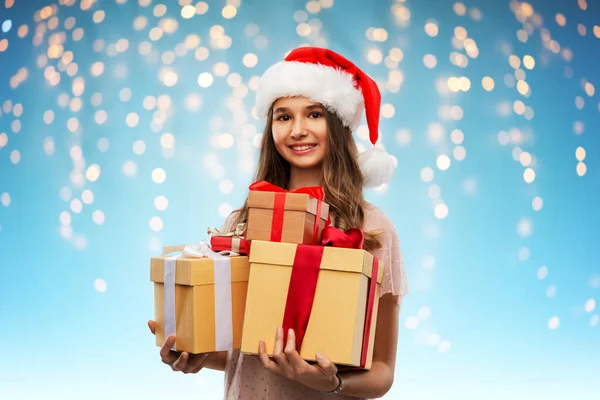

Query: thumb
left=148, top=320, right=156, bottom=335
left=315, top=353, right=337, bottom=377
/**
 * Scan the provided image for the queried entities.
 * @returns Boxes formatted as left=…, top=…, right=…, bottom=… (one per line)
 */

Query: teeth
left=291, top=145, right=316, bottom=151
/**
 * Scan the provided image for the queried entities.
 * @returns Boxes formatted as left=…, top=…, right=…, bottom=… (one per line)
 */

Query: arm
left=203, top=351, right=228, bottom=371
left=335, top=293, right=401, bottom=398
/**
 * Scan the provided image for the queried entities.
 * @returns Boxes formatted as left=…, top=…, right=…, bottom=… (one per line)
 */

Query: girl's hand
left=148, top=320, right=211, bottom=374
left=258, top=327, right=340, bottom=393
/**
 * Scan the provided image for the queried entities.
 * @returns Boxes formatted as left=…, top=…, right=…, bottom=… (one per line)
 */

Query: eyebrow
left=273, top=104, right=324, bottom=114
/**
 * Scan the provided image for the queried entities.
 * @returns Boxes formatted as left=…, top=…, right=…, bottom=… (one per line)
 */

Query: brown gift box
left=150, top=251, right=250, bottom=353
left=246, top=190, right=330, bottom=245
left=240, top=240, right=384, bottom=369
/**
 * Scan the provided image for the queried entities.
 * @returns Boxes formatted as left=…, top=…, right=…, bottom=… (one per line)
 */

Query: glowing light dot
left=86, top=164, right=101, bottom=182
left=218, top=203, right=233, bottom=218
left=93, top=210, right=105, bottom=225
left=59, top=211, right=71, bottom=226
left=70, top=198, right=83, bottom=214
left=1, top=193, right=11, bottom=207
left=532, top=196, right=544, bottom=211
left=152, top=168, right=166, bottom=184
left=434, top=203, right=448, bottom=219
left=453, top=146, right=466, bottom=161
left=162, top=70, right=178, bottom=87
left=523, top=168, right=535, bottom=183
left=367, top=48, right=383, bottom=64
left=133, top=140, right=146, bottom=155
left=482, top=76, right=495, bottom=91
left=424, top=20, right=439, bottom=37
left=94, top=278, right=107, bottom=293
left=10, top=150, right=20, bottom=164
left=575, top=146, right=586, bottom=161
left=44, top=136, right=55, bottom=155
left=436, top=155, right=451, bottom=171
left=160, top=133, right=175, bottom=149
left=523, top=55, right=535, bottom=69
left=78, top=190, right=93, bottom=206
left=218, top=133, right=234, bottom=149
left=422, top=255, right=435, bottom=270
left=155, top=195, right=169, bottom=211
left=575, top=96, right=584, bottom=110
left=149, top=216, right=164, bottom=232
left=396, top=129, right=411, bottom=146
left=381, top=104, right=395, bottom=118
left=97, top=137, right=109, bottom=152
left=421, top=54, right=436, bottom=68
left=555, top=13, right=566, bottom=27
left=243, top=53, right=258, bottom=68
left=123, top=161, right=137, bottom=177
left=2, top=20, right=12, bottom=33
left=197, top=72, right=214, bottom=88
left=517, top=218, right=533, bottom=237
left=585, top=299, right=596, bottom=313
left=405, top=316, right=419, bottom=329
left=420, top=167, right=434, bottom=183
left=548, top=317, right=560, bottom=330
left=93, top=10, right=105, bottom=23
left=126, top=112, right=139, bottom=127
left=222, top=5, right=237, bottom=18
left=584, top=82, right=595, bottom=96
left=537, top=266, right=548, bottom=280
left=576, top=162, right=587, bottom=176
left=518, top=247, right=530, bottom=261
left=181, top=4, right=196, bottom=18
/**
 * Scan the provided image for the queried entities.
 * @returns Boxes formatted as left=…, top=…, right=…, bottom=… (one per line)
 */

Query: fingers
left=148, top=320, right=156, bottom=335
left=258, top=339, right=280, bottom=373
left=159, top=336, right=179, bottom=365
left=171, top=352, right=189, bottom=372
left=284, top=329, right=306, bottom=373
left=272, top=327, right=291, bottom=373
left=315, top=352, right=338, bottom=377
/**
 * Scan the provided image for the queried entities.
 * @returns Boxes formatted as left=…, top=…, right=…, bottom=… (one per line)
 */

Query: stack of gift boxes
left=150, top=181, right=384, bottom=370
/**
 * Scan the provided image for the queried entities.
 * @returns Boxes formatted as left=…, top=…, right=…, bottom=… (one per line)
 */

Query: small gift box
left=245, top=180, right=330, bottom=245
left=150, top=242, right=250, bottom=354
left=208, top=223, right=249, bottom=255
left=240, top=226, right=383, bottom=370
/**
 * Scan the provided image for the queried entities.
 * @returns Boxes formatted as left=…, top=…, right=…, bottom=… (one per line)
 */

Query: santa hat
left=255, top=47, right=395, bottom=188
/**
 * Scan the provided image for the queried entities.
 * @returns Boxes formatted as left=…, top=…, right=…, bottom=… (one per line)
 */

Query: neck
left=288, top=165, right=322, bottom=190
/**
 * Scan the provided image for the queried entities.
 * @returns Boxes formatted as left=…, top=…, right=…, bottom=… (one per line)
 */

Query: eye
left=310, top=112, right=322, bottom=119
left=276, top=114, right=291, bottom=121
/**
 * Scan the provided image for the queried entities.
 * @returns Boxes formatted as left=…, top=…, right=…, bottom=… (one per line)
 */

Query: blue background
left=0, top=0, right=599, bottom=399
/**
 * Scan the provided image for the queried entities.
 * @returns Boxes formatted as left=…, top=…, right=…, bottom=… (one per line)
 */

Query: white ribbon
left=163, top=241, right=238, bottom=351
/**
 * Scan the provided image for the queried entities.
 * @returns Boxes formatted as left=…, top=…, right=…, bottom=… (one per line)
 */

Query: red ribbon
left=282, top=245, right=324, bottom=349
left=249, top=180, right=325, bottom=244
left=281, top=225, right=379, bottom=368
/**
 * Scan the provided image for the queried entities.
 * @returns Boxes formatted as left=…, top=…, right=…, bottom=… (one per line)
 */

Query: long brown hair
left=233, top=103, right=382, bottom=251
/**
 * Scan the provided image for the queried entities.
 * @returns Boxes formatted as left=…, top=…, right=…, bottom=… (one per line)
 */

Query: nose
left=291, top=117, right=308, bottom=139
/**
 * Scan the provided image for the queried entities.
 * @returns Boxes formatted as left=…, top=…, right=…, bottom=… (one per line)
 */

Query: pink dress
left=223, top=203, right=409, bottom=400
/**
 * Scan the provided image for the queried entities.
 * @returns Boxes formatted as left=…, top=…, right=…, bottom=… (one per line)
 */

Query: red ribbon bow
left=248, top=180, right=325, bottom=201
left=321, top=226, right=364, bottom=249
left=249, top=180, right=326, bottom=244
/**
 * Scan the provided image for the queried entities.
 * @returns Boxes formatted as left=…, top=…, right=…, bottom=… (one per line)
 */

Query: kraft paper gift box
left=245, top=180, right=330, bottom=245
left=240, top=227, right=384, bottom=370
left=150, top=242, right=250, bottom=354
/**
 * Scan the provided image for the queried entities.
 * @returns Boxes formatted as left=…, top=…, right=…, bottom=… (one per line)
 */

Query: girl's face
left=271, top=96, right=328, bottom=170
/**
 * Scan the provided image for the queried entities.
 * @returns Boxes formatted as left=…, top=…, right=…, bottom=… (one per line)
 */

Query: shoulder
left=362, top=201, right=397, bottom=234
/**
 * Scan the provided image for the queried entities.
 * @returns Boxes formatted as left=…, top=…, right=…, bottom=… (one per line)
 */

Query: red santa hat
left=255, top=47, right=395, bottom=188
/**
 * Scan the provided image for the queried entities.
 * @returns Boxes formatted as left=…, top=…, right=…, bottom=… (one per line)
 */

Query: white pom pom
left=358, top=147, right=396, bottom=188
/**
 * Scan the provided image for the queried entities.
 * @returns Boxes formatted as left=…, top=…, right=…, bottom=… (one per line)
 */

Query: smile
left=289, top=144, right=317, bottom=151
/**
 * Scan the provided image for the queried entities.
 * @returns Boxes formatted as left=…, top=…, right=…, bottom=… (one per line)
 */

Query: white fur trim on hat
left=358, top=147, right=396, bottom=188
left=255, top=61, right=364, bottom=131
